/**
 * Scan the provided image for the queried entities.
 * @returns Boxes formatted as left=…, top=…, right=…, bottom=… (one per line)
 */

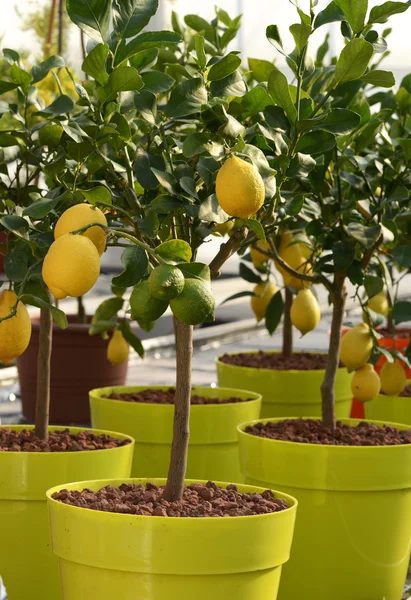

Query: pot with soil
left=90, top=385, right=261, bottom=482
left=365, top=383, right=411, bottom=425
left=238, top=417, right=411, bottom=600
left=0, top=426, right=133, bottom=600
left=375, top=327, right=411, bottom=376
left=17, top=313, right=128, bottom=425
left=217, top=351, right=352, bottom=418
left=47, top=477, right=297, bottom=600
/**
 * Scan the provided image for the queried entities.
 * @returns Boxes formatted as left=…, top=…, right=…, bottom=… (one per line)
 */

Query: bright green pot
left=217, top=351, right=352, bottom=418
left=238, top=417, right=411, bottom=600
left=90, top=386, right=261, bottom=483
left=365, top=384, right=411, bottom=425
left=0, top=425, right=134, bottom=600
left=47, top=478, right=297, bottom=600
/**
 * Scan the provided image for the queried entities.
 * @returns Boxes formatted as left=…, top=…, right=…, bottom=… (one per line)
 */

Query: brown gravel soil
left=52, top=481, right=288, bottom=517
left=219, top=351, right=335, bottom=371
left=378, top=327, right=410, bottom=339
left=245, top=419, right=411, bottom=446
left=0, top=428, right=131, bottom=452
left=107, top=388, right=253, bottom=405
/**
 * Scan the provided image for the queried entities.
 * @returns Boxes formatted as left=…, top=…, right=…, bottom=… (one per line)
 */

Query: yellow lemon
left=367, top=291, right=390, bottom=317
left=214, top=220, right=234, bottom=236
left=107, top=330, right=129, bottom=366
left=250, top=240, right=271, bottom=269
left=42, top=234, right=100, bottom=300
left=216, top=156, right=265, bottom=219
left=276, top=232, right=312, bottom=290
left=251, top=281, right=277, bottom=322
left=54, top=204, right=107, bottom=256
left=291, top=288, right=321, bottom=336
left=380, top=360, right=407, bottom=396
left=0, top=290, right=31, bottom=365
left=351, top=364, right=381, bottom=402
left=339, top=323, right=373, bottom=372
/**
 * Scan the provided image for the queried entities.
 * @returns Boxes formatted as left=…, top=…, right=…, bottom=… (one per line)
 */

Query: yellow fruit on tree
left=42, top=234, right=101, bottom=300
left=251, top=281, right=277, bottom=322
left=250, top=240, right=271, bottom=269
left=367, top=291, right=390, bottom=317
left=276, top=232, right=312, bottom=290
left=351, top=364, right=381, bottom=403
left=339, top=323, right=373, bottom=372
left=107, top=330, right=129, bottom=366
left=214, top=220, right=234, bottom=236
left=290, top=288, right=321, bottom=336
left=0, top=290, right=31, bottom=365
left=54, top=203, right=108, bottom=256
left=216, top=156, right=265, bottom=219
left=380, top=360, right=407, bottom=396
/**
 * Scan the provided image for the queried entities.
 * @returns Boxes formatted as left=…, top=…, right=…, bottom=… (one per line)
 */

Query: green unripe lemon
left=148, top=264, right=185, bottom=301
left=130, top=280, right=168, bottom=323
left=170, top=279, right=215, bottom=326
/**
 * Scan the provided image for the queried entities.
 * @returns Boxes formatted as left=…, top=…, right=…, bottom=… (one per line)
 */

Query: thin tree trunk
left=45, top=0, right=57, bottom=57
left=58, top=0, right=64, bottom=56
left=163, top=319, right=193, bottom=502
left=321, top=275, right=346, bottom=431
left=34, top=307, right=53, bottom=441
left=77, top=295, right=86, bottom=324
left=282, top=287, right=293, bottom=357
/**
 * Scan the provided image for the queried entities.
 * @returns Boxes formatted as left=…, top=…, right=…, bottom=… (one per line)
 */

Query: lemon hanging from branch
left=291, top=288, right=321, bottom=336
left=251, top=281, right=277, bottom=322
left=380, top=360, right=407, bottom=396
left=107, top=330, right=129, bottom=366
left=0, top=290, right=32, bottom=365
left=54, top=204, right=108, bottom=256
left=351, top=364, right=381, bottom=403
left=216, top=156, right=265, bottom=219
left=339, top=323, right=373, bottom=372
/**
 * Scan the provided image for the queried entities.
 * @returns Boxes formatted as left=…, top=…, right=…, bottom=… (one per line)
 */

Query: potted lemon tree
left=235, top=2, right=411, bottom=599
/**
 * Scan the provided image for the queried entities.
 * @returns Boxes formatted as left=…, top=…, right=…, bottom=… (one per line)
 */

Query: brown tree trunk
left=58, top=0, right=64, bottom=55
left=282, top=287, right=293, bottom=357
left=45, top=0, right=57, bottom=57
left=77, top=295, right=86, bottom=324
left=321, top=275, right=346, bottom=431
left=34, top=307, right=53, bottom=441
left=163, top=319, right=193, bottom=501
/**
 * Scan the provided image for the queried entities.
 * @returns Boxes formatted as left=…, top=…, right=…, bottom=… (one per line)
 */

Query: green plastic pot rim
left=375, top=381, right=411, bottom=401
left=216, top=351, right=346, bottom=376
left=0, top=424, right=135, bottom=456
left=237, top=417, right=411, bottom=451
left=89, top=385, right=262, bottom=409
left=46, top=477, right=297, bottom=521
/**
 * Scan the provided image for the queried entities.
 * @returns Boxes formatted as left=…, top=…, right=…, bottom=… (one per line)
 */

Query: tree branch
left=361, top=234, right=384, bottom=269
left=209, top=227, right=248, bottom=280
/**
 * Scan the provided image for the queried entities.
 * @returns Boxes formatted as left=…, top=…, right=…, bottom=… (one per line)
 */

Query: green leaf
left=11, top=64, right=33, bottom=90
left=179, top=262, right=210, bottom=282
left=347, top=223, right=381, bottom=247
left=81, top=187, right=111, bottom=205
left=391, top=301, right=411, bottom=325
left=110, top=112, right=131, bottom=140
left=4, top=248, right=28, bottom=282
left=398, top=138, right=411, bottom=160
left=21, top=294, right=68, bottom=329
left=89, top=320, right=117, bottom=336
left=31, top=55, right=65, bottom=83
left=239, top=262, right=262, bottom=284
left=129, top=48, right=159, bottom=70
left=362, top=70, right=395, bottom=87
left=184, top=14, right=215, bottom=43
left=67, top=139, right=94, bottom=162
left=3, top=49, right=20, bottom=64
left=242, top=86, right=273, bottom=113
left=285, top=195, right=304, bottom=215
left=66, top=0, right=111, bottom=42
left=334, top=0, right=368, bottom=33
left=0, top=134, right=18, bottom=147
left=296, top=130, right=336, bottom=155
left=368, top=1, right=410, bottom=24
left=165, top=77, right=207, bottom=118
left=0, top=81, right=19, bottom=94
left=134, top=89, right=157, bottom=124
left=287, top=153, right=316, bottom=178
left=22, top=195, right=61, bottom=218
left=92, top=297, right=124, bottom=324
left=141, top=71, right=174, bottom=93
left=268, top=68, right=297, bottom=123
left=113, top=0, right=158, bottom=38
left=199, top=194, right=229, bottom=224
left=208, top=53, right=242, bottom=81
left=115, top=31, right=182, bottom=65
left=248, top=58, right=275, bottom=82
left=183, top=133, right=210, bottom=157
left=334, top=39, right=374, bottom=85
left=314, top=1, right=345, bottom=28
left=150, top=195, right=183, bottom=213
left=112, top=246, right=148, bottom=287
left=82, top=43, right=109, bottom=85
left=265, top=290, right=284, bottom=335
left=392, top=245, right=411, bottom=269
left=99, top=66, right=143, bottom=103
left=364, top=275, right=384, bottom=298
left=120, top=320, right=144, bottom=358
left=333, top=240, right=355, bottom=270
left=246, top=219, right=266, bottom=241
left=135, top=148, right=165, bottom=189
left=151, top=168, right=177, bottom=195
left=156, top=239, right=192, bottom=262
left=221, top=291, right=256, bottom=305
left=209, top=70, right=246, bottom=98
left=266, top=25, right=286, bottom=55
left=195, top=35, right=207, bottom=69
left=35, top=94, right=74, bottom=116
left=313, top=108, right=361, bottom=134
left=289, top=23, right=312, bottom=53
left=0, top=215, right=29, bottom=238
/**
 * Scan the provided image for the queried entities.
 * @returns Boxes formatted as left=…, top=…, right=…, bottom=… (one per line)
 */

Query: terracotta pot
left=16, top=318, right=128, bottom=424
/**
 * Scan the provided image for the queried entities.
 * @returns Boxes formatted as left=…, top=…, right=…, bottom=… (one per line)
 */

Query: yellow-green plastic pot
left=47, top=477, right=297, bottom=600
left=238, top=417, right=411, bottom=600
left=90, top=386, right=261, bottom=483
left=365, top=383, right=411, bottom=425
left=0, top=425, right=133, bottom=600
left=217, top=351, right=352, bottom=418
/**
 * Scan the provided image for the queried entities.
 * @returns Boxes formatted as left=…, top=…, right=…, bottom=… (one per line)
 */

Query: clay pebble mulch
left=108, top=387, right=253, bottom=405
left=219, top=351, right=338, bottom=371
left=52, top=481, right=289, bottom=517
left=0, top=428, right=131, bottom=452
left=245, top=419, right=411, bottom=446
left=401, top=386, right=411, bottom=398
